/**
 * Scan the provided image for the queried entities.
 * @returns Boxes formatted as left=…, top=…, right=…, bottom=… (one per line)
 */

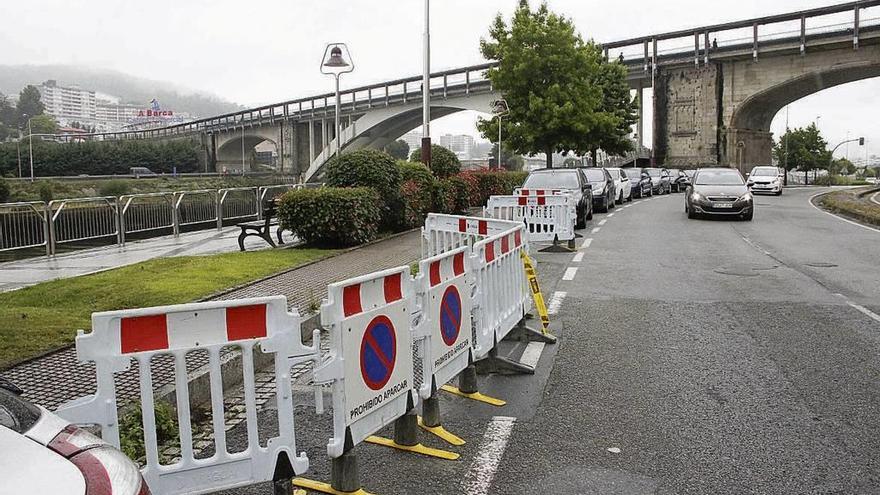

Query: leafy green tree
left=476, top=0, right=605, bottom=168
left=386, top=139, right=410, bottom=160
left=586, top=59, right=639, bottom=164
left=489, top=143, right=525, bottom=171
left=773, top=124, right=830, bottom=184
left=29, top=114, right=58, bottom=135
left=16, top=85, right=45, bottom=124
left=0, top=93, right=16, bottom=141
left=410, top=144, right=461, bottom=178
left=831, top=157, right=856, bottom=176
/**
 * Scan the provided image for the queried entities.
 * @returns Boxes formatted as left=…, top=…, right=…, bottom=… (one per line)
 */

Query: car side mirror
left=583, top=183, right=592, bottom=190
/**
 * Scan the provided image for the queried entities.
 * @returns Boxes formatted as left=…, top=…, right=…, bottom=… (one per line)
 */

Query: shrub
left=325, top=149, right=402, bottom=229
left=98, top=180, right=131, bottom=197
left=119, top=401, right=179, bottom=462
left=398, top=161, right=436, bottom=229
left=37, top=182, right=54, bottom=202
left=459, top=170, right=527, bottom=206
left=434, top=175, right=471, bottom=214
left=410, top=144, right=461, bottom=178
left=278, top=187, right=381, bottom=246
left=0, top=178, right=9, bottom=203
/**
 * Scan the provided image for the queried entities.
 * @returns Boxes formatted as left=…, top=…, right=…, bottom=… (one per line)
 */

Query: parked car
left=685, top=168, right=754, bottom=221
left=0, top=377, right=150, bottom=495
left=666, top=169, right=688, bottom=192
left=129, top=167, right=157, bottom=178
left=578, top=167, right=616, bottom=213
left=644, top=168, right=672, bottom=194
left=747, top=166, right=785, bottom=195
left=624, top=168, right=653, bottom=198
left=604, top=167, right=632, bottom=203
left=522, top=168, right=593, bottom=227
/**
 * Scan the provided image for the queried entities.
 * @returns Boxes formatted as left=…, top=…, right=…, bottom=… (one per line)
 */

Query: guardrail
left=0, top=183, right=320, bottom=258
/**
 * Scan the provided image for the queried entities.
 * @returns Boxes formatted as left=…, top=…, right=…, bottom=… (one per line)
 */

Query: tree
left=16, top=85, right=45, bottom=124
left=489, top=142, right=525, bottom=171
left=28, top=114, right=58, bottom=135
left=410, top=144, right=461, bottom=178
left=385, top=139, right=410, bottom=160
left=585, top=60, right=639, bottom=164
left=831, top=157, right=856, bottom=176
left=477, top=1, right=609, bottom=168
left=773, top=124, right=829, bottom=185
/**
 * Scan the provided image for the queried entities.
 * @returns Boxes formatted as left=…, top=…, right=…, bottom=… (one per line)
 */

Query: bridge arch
left=214, top=127, right=282, bottom=173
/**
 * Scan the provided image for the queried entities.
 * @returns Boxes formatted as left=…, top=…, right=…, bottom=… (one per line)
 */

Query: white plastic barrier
left=414, top=246, right=473, bottom=399
left=471, top=223, right=531, bottom=359
left=56, top=296, right=319, bottom=495
left=485, top=194, right=575, bottom=243
left=421, top=213, right=523, bottom=258
left=313, top=266, right=417, bottom=458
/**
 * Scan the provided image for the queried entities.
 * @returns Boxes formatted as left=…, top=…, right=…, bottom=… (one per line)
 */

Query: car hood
left=0, top=425, right=86, bottom=495
left=692, top=184, right=749, bottom=196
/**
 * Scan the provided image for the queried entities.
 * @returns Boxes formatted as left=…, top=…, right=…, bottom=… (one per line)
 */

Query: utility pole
left=421, top=0, right=432, bottom=168
left=783, top=106, right=789, bottom=186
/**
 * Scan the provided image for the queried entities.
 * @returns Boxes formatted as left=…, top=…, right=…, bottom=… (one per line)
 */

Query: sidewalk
left=0, top=227, right=278, bottom=292
left=2, top=230, right=422, bottom=411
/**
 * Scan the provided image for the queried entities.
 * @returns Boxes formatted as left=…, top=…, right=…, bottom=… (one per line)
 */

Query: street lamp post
left=492, top=99, right=509, bottom=170
left=28, top=118, right=34, bottom=182
left=321, top=44, right=354, bottom=162
left=421, top=0, right=432, bottom=167
left=829, top=136, right=864, bottom=186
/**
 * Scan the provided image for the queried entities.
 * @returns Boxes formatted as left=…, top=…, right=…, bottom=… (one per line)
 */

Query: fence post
left=172, top=192, right=181, bottom=238
left=216, top=190, right=223, bottom=231
left=43, top=202, right=52, bottom=257
left=257, top=187, right=265, bottom=221
left=114, top=198, right=123, bottom=247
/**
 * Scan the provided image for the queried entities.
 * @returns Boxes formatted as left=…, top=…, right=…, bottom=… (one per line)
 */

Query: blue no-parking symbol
left=440, top=285, right=462, bottom=346
left=360, top=315, right=397, bottom=390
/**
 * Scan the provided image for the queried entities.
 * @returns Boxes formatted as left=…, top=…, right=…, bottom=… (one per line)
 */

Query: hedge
left=410, top=144, right=461, bottom=178
left=278, top=187, right=381, bottom=246
left=434, top=175, right=471, bottom=215
left=460, top=170, right=528, bottom=206
left=325, top=149, right=402, bottom=229
left=398, top=161, right=436, bottom=229
left=0, top=178, right=8, bottom=203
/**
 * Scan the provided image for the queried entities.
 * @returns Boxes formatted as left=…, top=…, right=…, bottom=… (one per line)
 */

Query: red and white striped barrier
left=313, top=266, right=416, bottom=458
left=421, top=213, right=523, bottom=258
left=514, top=188, right=566, bottom=196
left=56, top=296, right=319, bottom=495
left=471, top=223, right=530, bottom=359
left=485, top=194, right=575, bottom=244
left=414, top=246, right=473, bottom=399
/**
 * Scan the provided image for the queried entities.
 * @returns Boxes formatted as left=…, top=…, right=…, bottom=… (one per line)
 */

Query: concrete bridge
left=49, top=1, right=880, bottom=177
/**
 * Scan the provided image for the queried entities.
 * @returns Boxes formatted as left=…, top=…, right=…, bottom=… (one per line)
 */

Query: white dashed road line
left=598, top=219, right=607, bottom=226
left=562, top=267, right=578, bottom=281
left=607, top=213, right=615, bottom=217
left=519, top=342, right=545, bottom=368
left=581, top=238, right=593, bottom=249
left=572, top=251, right=585, bottom=263
left=547, top=291, right=567, bottom=315
left=461, top=416, right=517, bottom=495
left=592, top=227, right=601, bottom=234
left=835, top=294, right=880, bottom=323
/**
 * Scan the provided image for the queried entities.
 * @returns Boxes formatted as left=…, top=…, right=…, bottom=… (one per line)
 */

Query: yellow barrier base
left=417, top=416, right=466, bottom=446
left=365, top=435, right=459, bottom=460
left=292, top=477, right=373, bottom=495
left=440, top=385, right=507, bottom=406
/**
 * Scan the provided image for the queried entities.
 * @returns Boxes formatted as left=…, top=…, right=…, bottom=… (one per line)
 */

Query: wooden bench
left=237, top=202, right=287, bottom=251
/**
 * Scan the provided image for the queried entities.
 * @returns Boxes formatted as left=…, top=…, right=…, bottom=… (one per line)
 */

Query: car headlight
left=737, top=192, right=753, bottom=202
left=691, top=192, right=705, bottom=201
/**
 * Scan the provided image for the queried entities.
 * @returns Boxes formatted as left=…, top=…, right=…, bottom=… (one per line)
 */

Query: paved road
left=872, top=190, right=880, bottom=206
left=224, top=187, right=880, bottom=494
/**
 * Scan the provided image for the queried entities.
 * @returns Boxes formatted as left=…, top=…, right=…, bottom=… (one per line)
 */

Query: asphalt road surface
left=225, top=186, right=880, bottom=495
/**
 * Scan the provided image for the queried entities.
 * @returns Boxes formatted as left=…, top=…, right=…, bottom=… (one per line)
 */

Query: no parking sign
left=415, top=246, right=473, bottom=399
left=314, top=266, right=415, bottom=458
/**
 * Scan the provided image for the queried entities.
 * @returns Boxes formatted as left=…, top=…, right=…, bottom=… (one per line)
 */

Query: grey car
left=684, top=168, right=754, bottom=221
left=644, top=168, right=672, bottom=194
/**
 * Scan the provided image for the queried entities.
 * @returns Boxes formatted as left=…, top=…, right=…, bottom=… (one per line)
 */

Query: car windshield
left=581, top=169, right=606, bottom=182
left=751, top=167, right=778, bottom=176
left=523, top=171, right=579, bottom=189
left=695, top=170, right=745, bottom=185
left=646, top=169, right=661, bottom=177
left=624, top=169, right=643, bottom=179
left=667, top=169, right=680, bottom=175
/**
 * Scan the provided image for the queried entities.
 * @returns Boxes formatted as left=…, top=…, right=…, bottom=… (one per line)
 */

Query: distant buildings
left=37, top=80, right=194, bottom=133
left=401, top=131, right=476, bottom=160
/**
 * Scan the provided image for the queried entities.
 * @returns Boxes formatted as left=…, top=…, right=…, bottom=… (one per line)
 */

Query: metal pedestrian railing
left=0, top=183, right=318, bottom=258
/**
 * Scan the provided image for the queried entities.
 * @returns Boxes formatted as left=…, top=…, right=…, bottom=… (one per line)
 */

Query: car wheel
left=586, top=207, right=593, bottom=221
left=776, top=190, right=782, bottom=196
left=609, top=194, right=616, bottom=209
left=576, top=208, right=586, bottom=229
left=742, top=210, right=754, bottom=221
left=687, top=204, right=697, bottom=219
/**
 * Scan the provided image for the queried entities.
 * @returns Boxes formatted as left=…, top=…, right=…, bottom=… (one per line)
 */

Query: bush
left=278, top=187, right=381, bottom=246
left=0, top=178, right=9, bottom=203
left=325, top=149, right=402, bottom=229
left=98, top=180, right=131, bottom=197
left=460, top=170, right=528, bottom=206
left=434, top=175, right=471, bottom=214
left=37, top=182, right=54, bottom=202
left=410, top=144, right=461, bottom=178
left=119, top=401, right=179, bottom=462
left=398, top=161, right=436, bottom=229
left=818, top=188, right=880, bottom=227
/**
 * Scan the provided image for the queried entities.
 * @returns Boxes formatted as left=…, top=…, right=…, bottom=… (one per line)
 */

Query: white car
left=604, top=167, right=632, bottom=204
left=747, top=166, right=784, bottom=195
left=0, top=379, right=150, bottom=495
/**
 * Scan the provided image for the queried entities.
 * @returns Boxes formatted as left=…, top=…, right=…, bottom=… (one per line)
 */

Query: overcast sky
left=2, top=0, right=878, bottom=159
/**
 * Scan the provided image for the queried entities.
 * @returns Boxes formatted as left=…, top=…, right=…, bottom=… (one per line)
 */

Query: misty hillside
left=0, top=65, right=243, bottom=118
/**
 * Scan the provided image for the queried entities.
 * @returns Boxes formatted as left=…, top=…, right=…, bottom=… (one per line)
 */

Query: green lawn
left=0, top=247, right=338, bottom=369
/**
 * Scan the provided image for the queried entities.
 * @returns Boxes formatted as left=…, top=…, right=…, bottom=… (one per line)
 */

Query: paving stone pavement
left=2, top=230, right=423, bottom=412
